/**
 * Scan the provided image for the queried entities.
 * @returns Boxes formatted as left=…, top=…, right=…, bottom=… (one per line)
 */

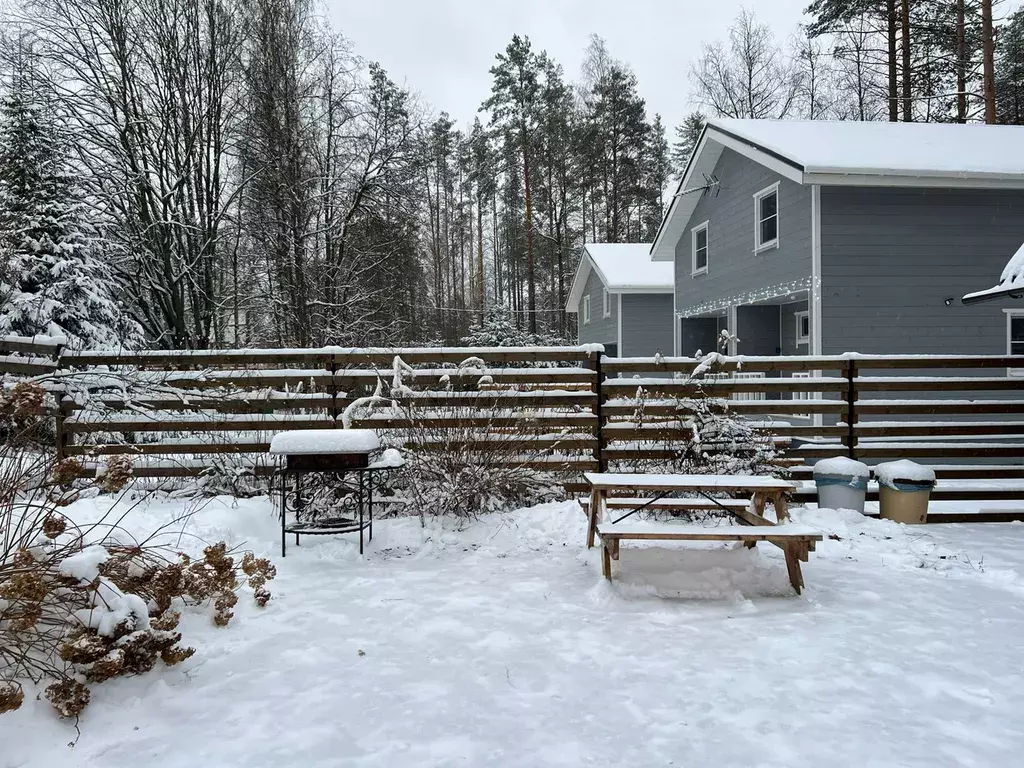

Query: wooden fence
left=2, top=337, right=1023, bottom=511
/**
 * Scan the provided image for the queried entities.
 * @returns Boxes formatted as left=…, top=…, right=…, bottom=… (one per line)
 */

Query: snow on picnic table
left=5, top=496, right=1024, bottom=767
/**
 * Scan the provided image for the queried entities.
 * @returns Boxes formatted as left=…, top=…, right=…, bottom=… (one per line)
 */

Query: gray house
left=567, top=243, right=674, bottom=357
left=653, top=119, right=1024, bottom=359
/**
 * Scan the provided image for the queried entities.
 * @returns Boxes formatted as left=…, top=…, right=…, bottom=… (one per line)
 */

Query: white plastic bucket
left=814, top=473, right=869, bottom=513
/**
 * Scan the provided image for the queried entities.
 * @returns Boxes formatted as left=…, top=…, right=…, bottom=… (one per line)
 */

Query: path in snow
left=4, top=497, right=1024, bottom=767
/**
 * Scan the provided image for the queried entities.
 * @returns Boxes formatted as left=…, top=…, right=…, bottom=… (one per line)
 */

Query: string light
left=676, top=277, right=815, bottom=317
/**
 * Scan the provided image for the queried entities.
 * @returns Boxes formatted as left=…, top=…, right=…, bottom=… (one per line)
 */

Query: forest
left=0, top=0, right=1022, bottom=350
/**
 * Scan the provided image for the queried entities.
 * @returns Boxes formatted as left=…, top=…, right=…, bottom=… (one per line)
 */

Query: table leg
left=773, top=492, right=790, bottom=523
left=602, top=540, right=612, bottom=580
left=358, top=472, right=365, bottom=556
left=587, top=489, right=603, bottom=549
left=752, top=492, right=767, bottom=518
left=280, top=472, right=286, bottom=559
left=610, top=538, right=620, bottom=561
left=368, top=473, right=374, bottom=543
left=783, top=544, right=804, bottom=595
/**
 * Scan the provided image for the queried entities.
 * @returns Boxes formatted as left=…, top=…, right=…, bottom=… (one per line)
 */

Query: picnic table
left=583, top=473, right=821, bottom=594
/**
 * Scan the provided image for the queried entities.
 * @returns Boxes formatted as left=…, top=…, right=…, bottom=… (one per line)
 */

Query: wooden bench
left=584, top=472, right=817, bottom=594
left=595, top=522, right=823, bottom=594
left=584, top=473, right=798, bottom=550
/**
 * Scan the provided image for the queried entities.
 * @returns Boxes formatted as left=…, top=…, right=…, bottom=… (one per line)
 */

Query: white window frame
left=602, top=287, right=611, bottom=318
left=753, top=182, right=780, bottom=253
left=795, top=310, right=810, bottom=346
left=582, top=295, right=591, bottom=325
left=790, top=371, right=812, bottom=418
left=691, top=220, right=709, bottom=277
left=732, top=371, right=766, bottom=402
left=1007, top=309, right=1024, bottom=376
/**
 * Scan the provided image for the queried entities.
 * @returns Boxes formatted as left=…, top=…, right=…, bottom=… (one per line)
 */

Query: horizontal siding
left=620, top=294, right=674, bottom=357
left=674, top=147, right=812, bottom=351
left=780, top=300, right=808, bottom=356
left=576, top=267, right=616, bottom=348
left=820, top=187, right=1024, bottom=355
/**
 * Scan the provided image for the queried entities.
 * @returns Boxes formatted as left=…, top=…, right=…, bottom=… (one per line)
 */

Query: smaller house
left=566, top=243, right=674, bottom=358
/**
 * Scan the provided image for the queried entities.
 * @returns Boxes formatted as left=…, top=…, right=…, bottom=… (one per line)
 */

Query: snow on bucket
left=876, top=460, right=936, bottom=525
left=813, top=456, right=870, bottom=514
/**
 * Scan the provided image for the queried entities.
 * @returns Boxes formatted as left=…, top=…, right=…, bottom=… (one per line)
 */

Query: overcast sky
left=326, top=0, right=811, bottom=134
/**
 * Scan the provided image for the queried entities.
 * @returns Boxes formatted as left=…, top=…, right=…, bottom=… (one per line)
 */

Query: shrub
left=0, top=443, right=277, bottom=721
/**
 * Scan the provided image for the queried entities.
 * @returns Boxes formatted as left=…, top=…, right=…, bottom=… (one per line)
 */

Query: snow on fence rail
left=3, top=342, right=1024, bottom=503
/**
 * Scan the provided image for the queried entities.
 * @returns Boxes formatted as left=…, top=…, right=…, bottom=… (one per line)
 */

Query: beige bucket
left=878, top=484, right=932, bottom=524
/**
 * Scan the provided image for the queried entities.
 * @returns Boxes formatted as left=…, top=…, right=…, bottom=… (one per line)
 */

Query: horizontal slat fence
left=1, top=339, right=1023, bottom=511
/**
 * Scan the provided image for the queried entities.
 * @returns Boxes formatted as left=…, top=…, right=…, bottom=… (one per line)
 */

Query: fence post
left=593, top=349, right=606, bottom=473
left=54, top=390, right=68, bottom=461
left=845, top=359, right=857, bottom=460
left=328, top=352, right=338, bottom=426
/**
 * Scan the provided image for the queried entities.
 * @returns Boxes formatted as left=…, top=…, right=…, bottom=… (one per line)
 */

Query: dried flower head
left=46, top=679, right=91, bottom=719
left=213, top=592, right=238, bottom=627
left=9, top=381, right=45, bottom=419
left=51, top=459, right=83, bottom=488
left=0, top=571, right=47, bottom=603
left=160, top=646, right=195, bottom=666
left=100, top=455, right=134, bottom=494
left=0, top=682, right=24, bottom=714
left=42, top=513, right=68, bottom=539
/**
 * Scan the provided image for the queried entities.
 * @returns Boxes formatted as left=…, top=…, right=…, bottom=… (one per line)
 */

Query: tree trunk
left=888, top=0, right=899, bottom=121
left=900, top=0, right=912, bottom=121
left=522, top=124, right=537, bottom=334
left=956, top=0, right=967, bottom=122
left=477, top=194, right=485, bottom=312
left=982, top=0, right=997, bottom=124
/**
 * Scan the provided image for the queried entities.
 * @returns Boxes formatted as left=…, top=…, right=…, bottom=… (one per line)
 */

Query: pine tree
left=0, top=89, right=135, bottom=350
left=670, top=112, right=705, bottom=176
left=996, top=9, right=1024, bottom=124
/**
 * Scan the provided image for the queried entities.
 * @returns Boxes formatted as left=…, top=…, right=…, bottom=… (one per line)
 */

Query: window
left=732, top=372, right=766, bottom=402
left=603, top=288, right=611, bottom=318
left=795, top=310, right=810, bottom=346
left=1008, top=310, right=1024, bottom=376
left=691, top=221, right=709, bottom=276
left=790, top=371, right=812, bottom=418
left=582, top=295, right=591, bottom=325
left=754, top=183, right=779, bottom=251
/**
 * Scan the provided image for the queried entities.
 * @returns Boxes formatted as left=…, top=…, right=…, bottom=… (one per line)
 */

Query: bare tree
left=689, top=9, right=802, bottom=119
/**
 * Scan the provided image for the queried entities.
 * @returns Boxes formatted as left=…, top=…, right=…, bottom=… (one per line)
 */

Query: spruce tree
left=0, top=88, right=135, bottom=349
left=670, top=112, right=706, bottom=177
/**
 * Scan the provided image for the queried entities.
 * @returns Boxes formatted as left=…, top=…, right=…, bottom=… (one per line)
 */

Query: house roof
left=962, top=242, right=1024, bottom=305
left=566, top=243, right=673, bottom=313
left=652, top=118, right=1024, bottom=261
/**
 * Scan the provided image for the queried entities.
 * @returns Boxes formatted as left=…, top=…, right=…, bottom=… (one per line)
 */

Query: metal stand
left=276, top=464, right=392, bottom=557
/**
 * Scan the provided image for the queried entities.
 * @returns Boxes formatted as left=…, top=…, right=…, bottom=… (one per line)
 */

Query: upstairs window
left=691, top=221, right=709, bottom=276
left=603, top=288, right=611, bottom=317
left=582, top=295, right=591, bottom=325
left=754, top=183, right=779, bottom=251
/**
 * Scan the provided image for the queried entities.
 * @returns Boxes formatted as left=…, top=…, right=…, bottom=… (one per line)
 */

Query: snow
left=368, top=447, right=405, bottom=469
left=708, top=118, right=1024, bottom=179
left=962, top=241, right=1024, bottom=304
left=57, top=544, right=109, bottom=582
left=6, top=495, right=1024, bottom=766
left=875, top=460, right=938, bottom=487
left=813, top=457, right=871, bottom=478
left=597, top=521, right=820, bottom=537
left=582, top=243, right=674, bottom=291
left=585, top=472, right=796, bottom=490
left=269, top=429, right=381, bottom=455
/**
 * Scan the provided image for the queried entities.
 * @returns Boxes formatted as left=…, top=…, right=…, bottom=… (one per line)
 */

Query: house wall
left=576, top=267, right=616, bottom=349
left=736, top=305, right=781, bottom=356
left=820, top=187, right=1024, bottom=355
left=780, top=300, right=809, bottom=356
left=620, top=294, right=674, bottom=357
left=674, top=147, right=812, bottom=353
left=680, top=317, right=719, bottom=358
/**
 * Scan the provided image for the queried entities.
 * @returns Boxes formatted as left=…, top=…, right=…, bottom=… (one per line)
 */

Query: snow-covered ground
left=5, top=495, right=1024, bottom=767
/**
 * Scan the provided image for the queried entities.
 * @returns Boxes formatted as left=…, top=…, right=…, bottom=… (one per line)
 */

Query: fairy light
left=676, top=277, right=815, bottom=317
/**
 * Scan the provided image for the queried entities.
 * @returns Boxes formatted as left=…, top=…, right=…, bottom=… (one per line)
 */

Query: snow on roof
left=566, top=243, right=673, bottom=311
left=652, top=118, right=1024, bottom=261
left=962, top=241, right=1024, bottom=304
left=709, top=118, right=1024, bottom=180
